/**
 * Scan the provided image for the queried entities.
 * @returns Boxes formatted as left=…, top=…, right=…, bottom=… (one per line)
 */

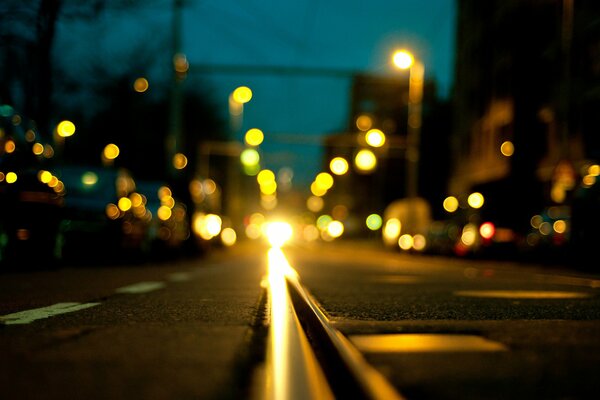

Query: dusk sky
left=56, top=0, right=457, bottom=187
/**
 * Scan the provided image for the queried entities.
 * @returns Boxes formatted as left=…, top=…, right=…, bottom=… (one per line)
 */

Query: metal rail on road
left=264, top=247, right=405, bottom=400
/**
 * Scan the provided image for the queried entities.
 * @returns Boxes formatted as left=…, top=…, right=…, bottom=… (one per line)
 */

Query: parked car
left=0, top=168, right=64, bottom=267
left=55, top=164, right=149, bottom=263
left=136, top=180, right=190, bottom=258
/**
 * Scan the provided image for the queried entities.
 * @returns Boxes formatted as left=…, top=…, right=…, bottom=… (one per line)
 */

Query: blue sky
left=57, top=0, right=456, bottom=187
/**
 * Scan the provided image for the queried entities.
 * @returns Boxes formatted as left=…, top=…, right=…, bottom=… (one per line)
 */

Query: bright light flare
left=392, top=50, right=414, bottom=70
left=265, top=221, right=293, bottom=248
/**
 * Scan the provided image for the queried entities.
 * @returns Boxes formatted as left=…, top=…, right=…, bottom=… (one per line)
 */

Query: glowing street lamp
left=229, top=85, right=253, bottom=136
left=392, top=49, right=424, bottom=199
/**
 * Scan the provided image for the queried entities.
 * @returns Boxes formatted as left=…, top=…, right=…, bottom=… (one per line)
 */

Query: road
left=285, top=240, right=600, bottom=399
left=1, top=238, right=600, bottom=399
left=0, top=243, right=267, bottom=400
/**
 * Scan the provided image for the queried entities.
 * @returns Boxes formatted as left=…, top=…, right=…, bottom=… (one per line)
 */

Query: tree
left=0, top=0, right=157, bottom=141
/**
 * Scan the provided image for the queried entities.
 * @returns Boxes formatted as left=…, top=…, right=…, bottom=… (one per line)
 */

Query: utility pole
left=167, top=0, right=185, bottom=179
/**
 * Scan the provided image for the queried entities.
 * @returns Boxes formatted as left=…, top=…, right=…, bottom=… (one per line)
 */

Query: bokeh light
left=392, top=50, right=414, bottom=69
left=133, top=77, right=149, bottom=93
left=354, top=149, right=377, bottom=172
left=467, top=192, right=485, bottom=209
left=232, top=86, right=253, bottom=104
left=245, top=128, right=264, bottom=146
left=173, top=153, right=188, bottom=169
left=329, top=157, right=349, bottom=176
left=103, top=143, right=120, bottom=160
left=365, top=129, right=385, bottom=147
left=57, top=120, right=76, bottom=137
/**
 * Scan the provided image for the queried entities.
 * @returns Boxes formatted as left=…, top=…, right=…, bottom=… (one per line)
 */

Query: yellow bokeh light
left=5, top=140, right=16, bottom=153
left=443, top=196, right=459, bottom=213
left=240, top=148, right=260, bottom=167
left=384, top=218, right=401, bottom=242
left=245, top=128, right=264, bottom=146
left=413, top=234, right=426, bottom=251
left=193, top=213, right=223, bottom=240
left=162, top=196, right=175, bottom=209
left=392, top=50, right=414, bottom=70
left=118, top=197, right=132, bottom=212
left=157, top=205, right=172, bottom=221
left=38, top=170, right=52, bottom=184
left=82, top=171, right=98, bottom=186
left=221, top=227, right=237, bottom=246
left=232, top=86, right=253, bottom=104
left=500, top=141, right=514, bottom=156
left=354, top=149, right=377, bottom=172
left=303, top=225, right=320, bottom=242
left=356, top=115, right=373, bottom=131
left=461, top=224, right=478, bottom=246
left=246, top=223, right=262, bottom=239
left=129, top=192, right=143, bottom=208
left=467, top=192, right=485, bottom=209
left=530, top=214, right=543, bottom=229
left=106, top=203, right=120, bottom=220
left=366, top=214, right=383, bottom=230
left=57, top=120, right=76, bottom=137
left=306, top=195, right=324, bottom=212
left=582, top=175, right=596, bottom=187
left=310, top=181, right=327, bottom=197
left=133, top=77, right=149, bottom=93
left=103, top=143, right=120, bottom=160
left=316, top=215, right=333, bottom=230
left=365, top=129, right=386, bottom=147
left=32, top=142, right=44, bottom=155
left=398, top=234, right=414, bottom=250
left=327, top=220, right=344, bottom=238
left=553, top=220, right=567, bottom=234
left=48, top=176, right=59, bottom=188
left=329, top=157, right=349, bottom=175
left=257, top=169, right=276, bottom=185
left=315, top=172, right=334, bottom=190
left=173, top=153, right=188, bottom=170
left=6, top=171, right=17, bottom=183
left=260, top=180, right=277, bottom=195
left=173, top=53, right=189, bottom=73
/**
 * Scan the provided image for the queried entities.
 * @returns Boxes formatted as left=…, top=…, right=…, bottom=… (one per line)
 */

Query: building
left=321, top=72, right=451, bottom=236
left=449, top=0, right=600, bottom=261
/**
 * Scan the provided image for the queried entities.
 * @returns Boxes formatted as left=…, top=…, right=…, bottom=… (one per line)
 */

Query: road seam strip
left=268, top=247, right=405, bottom=400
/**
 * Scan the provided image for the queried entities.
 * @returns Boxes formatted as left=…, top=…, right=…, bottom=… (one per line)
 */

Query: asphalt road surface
left=1, top=238, right=600, bottom=399
left=285, top=240, right=600, bottom=399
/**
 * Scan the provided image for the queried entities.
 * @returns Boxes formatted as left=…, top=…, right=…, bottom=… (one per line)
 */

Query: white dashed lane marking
left=115, top=281, right=166, bottom=294
left=0, top=302, right=101, bottom=325
left=1, top=272, right=193, bottom=325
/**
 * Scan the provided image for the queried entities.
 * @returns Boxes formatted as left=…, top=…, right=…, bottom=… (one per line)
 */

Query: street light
left=392, top=49, right=424, bottom=200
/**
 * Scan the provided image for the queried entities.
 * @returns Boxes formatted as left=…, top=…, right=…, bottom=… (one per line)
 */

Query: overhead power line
left=189, top=63, right=359, bottom=78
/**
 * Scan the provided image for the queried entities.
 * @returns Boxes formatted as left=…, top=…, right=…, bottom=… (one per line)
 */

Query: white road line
left=115, top=281, right=166, bottom=294
left=0, top=302, right=101, bottom=325
left=166, top=272, right=192, bottom=282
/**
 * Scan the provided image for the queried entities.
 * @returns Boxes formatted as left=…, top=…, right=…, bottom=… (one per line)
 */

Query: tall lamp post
left=392, top=49, right=424, bottom=200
